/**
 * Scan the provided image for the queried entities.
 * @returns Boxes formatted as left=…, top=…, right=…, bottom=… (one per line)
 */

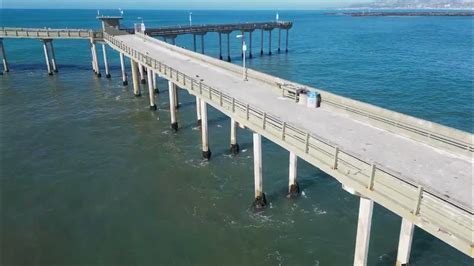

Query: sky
left=1, top=0, right=368, bottom=10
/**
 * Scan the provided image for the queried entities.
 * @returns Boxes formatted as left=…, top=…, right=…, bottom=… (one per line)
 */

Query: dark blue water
left=1, top=9, right=472, bottom=266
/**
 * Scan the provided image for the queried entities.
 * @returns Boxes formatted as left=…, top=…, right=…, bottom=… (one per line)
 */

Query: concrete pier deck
left=118, top=34, right=472, bottom=208
left=106, top=32, right=473, bottom=256
left=142, top=21, right=293, bottom=36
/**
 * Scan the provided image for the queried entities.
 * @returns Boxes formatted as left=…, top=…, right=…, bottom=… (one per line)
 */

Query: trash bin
left=307, top=91, right=319, bottom=108
left=298, top=90, right=308, bottom=105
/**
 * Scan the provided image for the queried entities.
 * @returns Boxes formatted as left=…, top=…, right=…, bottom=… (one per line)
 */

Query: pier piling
left=200, top=34, right=205, bottom=54
left=102, top=43, right=111, bottom=78
left=91, top=40, right=101, bottom=77
left=147, top=67, right=157, bottom=111
left=193, top=34, right=196, bottom=52
left=139, top=63, right=146, bottom=84
left=354, top=197, right=374, bottom=266
left=130, top=59, right=141, bottom=97
left=196, top=96, right=202, bottom=126
left=48, top=41, right=58, bottom=72
left=260, top=29, right=264, bottom=55
left=174, top=84, right=180, bottom=109
left=200, top=99, right=211, bottom=159
left=268, top=30, right=272, bottom=55
left=0, top=38, right=9, bottom=72
left=42, top=40, right=53, bottom=75
left=396, top=218, right=415, bottom=266
left=119, top=52, right=128, bottom=85
left=253, top=133, right=266, bottom=209
left=168, top=81, right=178, bottom=131
left=249, top=31, right=253, bottom=58
left=226, top=33, right=231, bottom=62
left=218, top=32, right=223, bottom=60
left=285, top=29, right=289, bottom=53
left=229, top=118, right=240, bottom=155
left=152, top=71, right=158, bottom=93
left=287, top=151, right=299, bottom=198
left=278, top=29, right=281, bottom=53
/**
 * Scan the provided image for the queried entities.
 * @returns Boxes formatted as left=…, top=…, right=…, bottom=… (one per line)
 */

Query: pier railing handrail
left=143, top=21, right=293, bottom=35
left=104, top=31, right=472, bottom=256
left=0, top=27, right=103, bottom=39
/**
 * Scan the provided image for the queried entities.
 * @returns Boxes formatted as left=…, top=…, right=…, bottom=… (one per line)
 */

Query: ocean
left=0, top=9, right=472, bottom=265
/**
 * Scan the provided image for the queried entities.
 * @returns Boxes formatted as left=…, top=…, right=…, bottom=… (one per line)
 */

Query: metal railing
left=143, top=21, right=293, bottom=36
left=104, top=32, right=473, bottom=257
left=0, top=27, right=103, bottom=40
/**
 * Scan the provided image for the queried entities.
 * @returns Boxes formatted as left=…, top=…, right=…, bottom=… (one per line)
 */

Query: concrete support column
left=218, top=32, right=223, bottom=60
left=287, top=151, right=299, bottom=198
left=1, top=38, right=10, bottom=72
left=174, top=84, right=180, bottom=109
left=396, top=218, right=415, bottom=266
left=42, top=40, right=53, bottom=76
left=285, top=29, right=289, bottom=53
left=130, top=59, right=141, bottom=97
left=152, top=71, right=159, bottom=93
left=91, top=41, right=101, bottom=77
left=48, top=41, right=58, bottom=72
left=193, top=34, right=197, bottom=52
left=226, top=33, right=231, bottom=62
left=119, top=52, right=128, bottom=85
left=241, top=31, right=244, bottom=58
left=138, top=63, right=146, bottom=84
left=102, top=43, right=111, bottom=78
left=252, top=133, right=266, bottom=209
left=90, top=41, right=96, bottom=73
left=229, top=118, right=240, bottom=155
left=195, top=96, right=202, bottom=126
left=147, top=68, right=157, bottom=111
left=278, top=29, right=281, bottom=53
left=249, top=31, right=253, bottom=58
left=168, top=81, right=178, bottom=132
left=200, top=34, right=205, bottom=54
left=200, top=99, right=211, bottom=160
left=268, top=30, right=272, bottom=55
left=260, top=29, right=264, bottom=55
left=353, top=197, right=374, bottom=266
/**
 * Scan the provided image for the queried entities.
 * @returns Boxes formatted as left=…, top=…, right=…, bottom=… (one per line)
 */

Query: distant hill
left=350, top=0, right=474, bottom=9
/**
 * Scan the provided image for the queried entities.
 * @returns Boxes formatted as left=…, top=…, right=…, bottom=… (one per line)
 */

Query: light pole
left=236, top=34, right=247, bottom=81
left=189, top=12, right=192, bottom=26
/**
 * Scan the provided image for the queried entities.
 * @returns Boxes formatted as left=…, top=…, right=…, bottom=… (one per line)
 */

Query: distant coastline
left=336, top=11, right=474, bottom=16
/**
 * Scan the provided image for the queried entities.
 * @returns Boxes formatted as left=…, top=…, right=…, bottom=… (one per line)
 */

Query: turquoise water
left=1, top=9, right=472, bottom=265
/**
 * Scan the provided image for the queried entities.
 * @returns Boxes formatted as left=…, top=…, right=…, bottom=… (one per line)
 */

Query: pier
left=1, top=16, right=473, bottom=266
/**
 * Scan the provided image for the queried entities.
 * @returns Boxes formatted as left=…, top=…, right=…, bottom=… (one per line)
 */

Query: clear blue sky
left=2, top=0, right=368, bottom=9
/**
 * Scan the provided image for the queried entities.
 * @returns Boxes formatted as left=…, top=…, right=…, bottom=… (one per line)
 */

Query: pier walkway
left=104, top=32, right=473, bottom=262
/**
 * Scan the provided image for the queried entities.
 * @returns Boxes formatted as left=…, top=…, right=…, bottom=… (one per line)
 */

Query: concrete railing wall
left=0, top=27, right=103, bottom=40
left=136, top=32, right=473, bottom=158
left=106, top=32, right=473, bottom=257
